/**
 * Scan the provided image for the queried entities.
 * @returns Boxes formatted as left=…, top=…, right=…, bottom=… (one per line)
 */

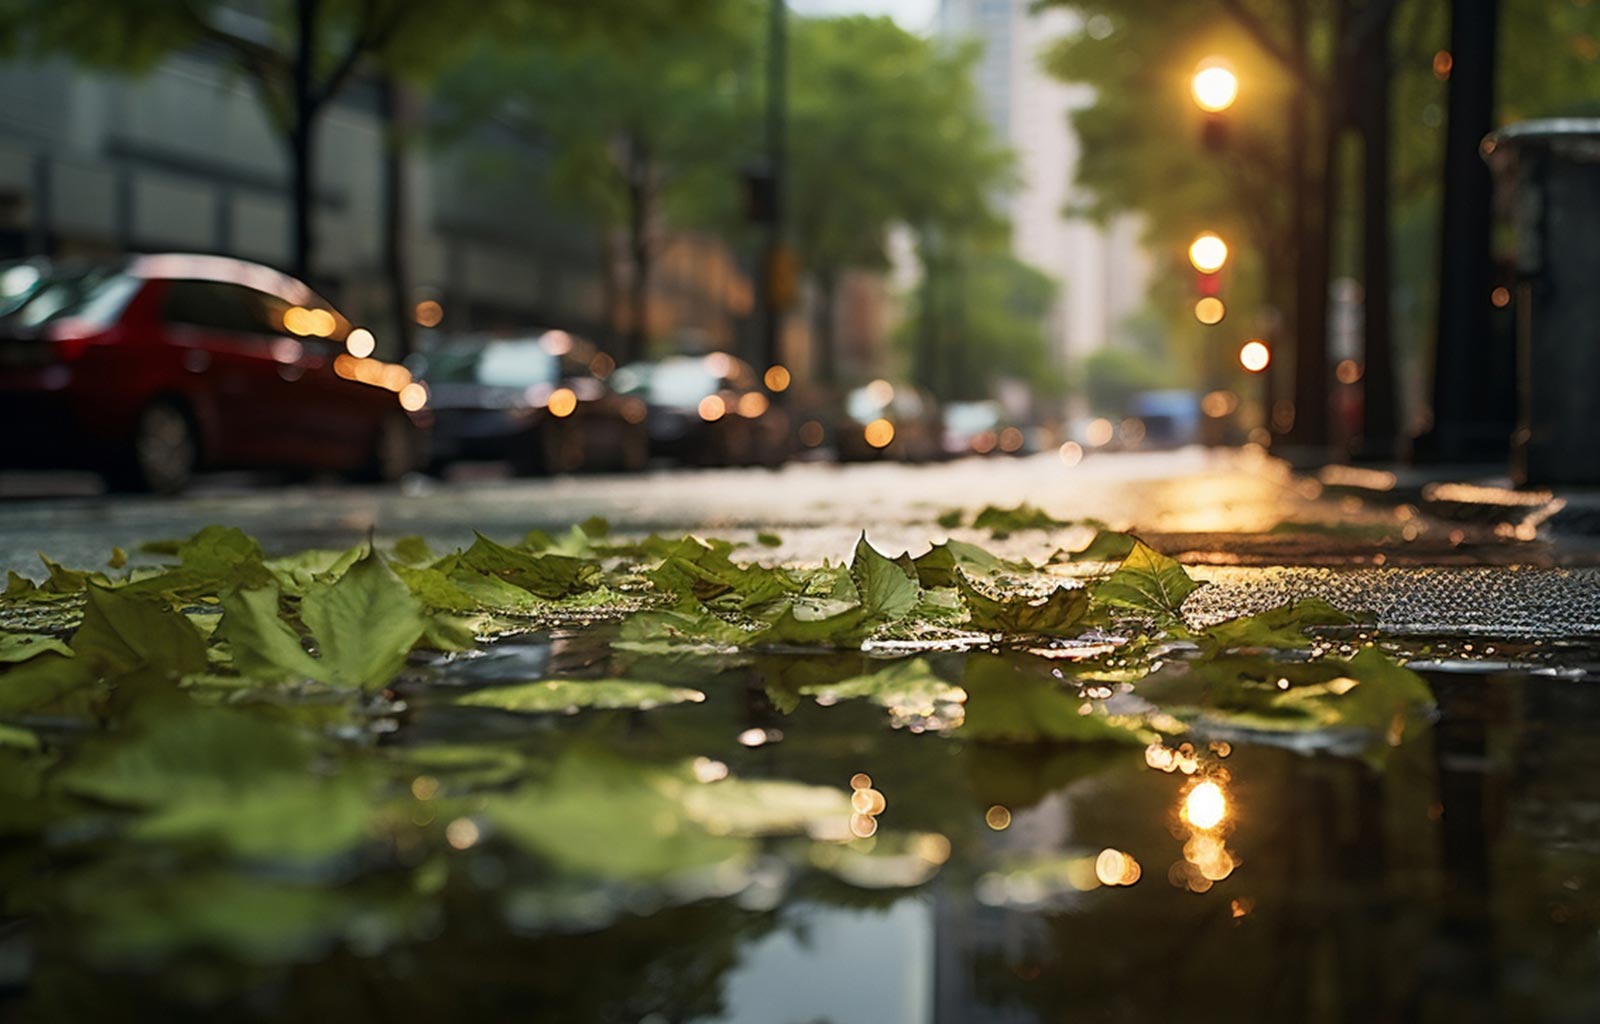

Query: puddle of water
left=5, top=631, right=1600, bottom=1024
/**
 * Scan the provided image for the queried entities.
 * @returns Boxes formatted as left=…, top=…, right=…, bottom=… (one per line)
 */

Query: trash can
left=1483, top=119, right=1600, bottom=485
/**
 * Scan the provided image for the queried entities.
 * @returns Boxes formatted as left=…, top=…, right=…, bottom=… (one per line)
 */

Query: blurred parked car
left=416, top=331, right=648, bottom=475
left=0, top=253, right=426, bottom=493
left=612, top=353, right=788, bottom=467
left=836, top=379, right=941, bottom=462
left=1129, top=390, right=1202, bottom=448
left=942, top=399, right=1033, bottom=457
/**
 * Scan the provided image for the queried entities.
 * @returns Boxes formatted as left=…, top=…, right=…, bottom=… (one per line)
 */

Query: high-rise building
left=938, top=0, right=1150, bottom=373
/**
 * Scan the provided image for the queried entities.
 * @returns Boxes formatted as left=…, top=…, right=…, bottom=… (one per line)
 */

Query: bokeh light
left=763, top=364, right=791, bottom=392
left=345, top=327, right=375, bottom=358
left=1191, top=60, right=1238, bottom=112
left=1194, top=297, right=1226, bottom=325
left=1239, top=339, right=1271, bottom=372
left=1184, top=780, right=1227, bottom=830
left=1188, top=232, right=1228, bottom=273
left=698, top=394, right=726, bottom=422
left=414, top=300, right=443, bottom=327
left=547, top=387, right=578, bottom=418
left=864, top=417, right=895, bottom=448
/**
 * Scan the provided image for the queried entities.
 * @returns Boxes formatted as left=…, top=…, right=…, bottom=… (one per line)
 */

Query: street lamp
left=1188, top=232, right=1228, bottom=274
left=1239, top=339, right=1271, bottom=372
left=1191, top=59, right=1238, bottom=113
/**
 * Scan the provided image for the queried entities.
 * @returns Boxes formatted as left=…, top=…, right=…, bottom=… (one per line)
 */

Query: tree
left=0, top=0, right=705, bottom=288
left=900, top=240, right=1061, bottom=404
left=786, top=15, right=1010, bottom=383
left=432, top=0, right=759, bottom=363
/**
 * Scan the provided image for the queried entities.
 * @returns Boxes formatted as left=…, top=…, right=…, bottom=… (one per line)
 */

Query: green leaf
left=957, top=572, right=1089, bottom=637
left=107, top=546, right=128, bottom=569
left=0, top=632, right=73, bottom=663
left=679, top=777, right=853, bottom=837
left=756, top=531, right=783, bottom=547
left=1068, top=529, right=1138, bottom=562
left=935, top=509, right=964, bottom=529
left=460, top=533, right=601, bottom=598
left=799, top=657, right=965, bottom=721
left=71, top=585, right=207, bottom=678
left=216, top=585, right=324, bottom=683
left=300, top=550, right=426, bottom=690
left=913, top=540, right=1027, bottom=588
left=391, top=535, right=436, bottom=566
left=58, top=706, right=312, bottom=808
left=971, top=503, right=1070, bottom=537
left=754, top=599, right=869, bottom=646
left=485, top=752, right=750, bottom=880
left=958, top=655, right=1146, bottom=745
left=454, top=678, right=705, bottom=713
left=1201, top=598, right=1361, bottom=650
left=849, top=534, right=919, bottom=623
left=176, top=525, right=267, bottom=579
left=0, top=652, right=98, bottom=716
left=134, top=774, right=375, bottom=861
left=616, top=607, right=752, bottom=650
left=1093, top=540, right=1202, bottom=619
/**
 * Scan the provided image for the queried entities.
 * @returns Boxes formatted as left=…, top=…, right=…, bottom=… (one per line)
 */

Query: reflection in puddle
left=10, top=631, right=1600, bottom=1022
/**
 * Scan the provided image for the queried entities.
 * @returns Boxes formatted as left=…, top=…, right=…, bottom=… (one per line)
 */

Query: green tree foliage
left=786, top=15, right=1011, bottom=380
left=432, top=0, right=760, bottom=363
left=901, top=243, right=1063, bottom=403
left=0, top=0, right=707, bottom=282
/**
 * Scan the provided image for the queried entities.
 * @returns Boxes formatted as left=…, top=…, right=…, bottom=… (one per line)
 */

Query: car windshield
left=647, top=360, right=720, bottom=408
left=429, top=341, right=561, bottom=389
left=4, top=267, right=140, bottom=329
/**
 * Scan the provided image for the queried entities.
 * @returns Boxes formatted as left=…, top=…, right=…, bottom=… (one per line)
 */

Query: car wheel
left=111, top=401, right=198, bottom=494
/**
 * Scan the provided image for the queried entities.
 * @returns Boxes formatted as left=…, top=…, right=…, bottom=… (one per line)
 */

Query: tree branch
left=1216, top=0, right=1321, bottom=93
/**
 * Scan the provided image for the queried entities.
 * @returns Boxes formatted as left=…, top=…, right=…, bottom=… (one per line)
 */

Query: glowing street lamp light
left=1188, top=232, right=1228, bottom=274
left=1191, top=59, right=1238, bottom=113
left=1239, top=339, right=1271, bottom=372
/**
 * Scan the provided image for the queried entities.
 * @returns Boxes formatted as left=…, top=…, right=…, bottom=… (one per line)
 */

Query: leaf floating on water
left=849, top=534, right=920, bottom=624
left=453, top=678, right=705, bottom=713
left=799, top=657, right=966, bottom=730
left=1201, top=598, right=1363, bottom=650
left=0, top=632, right=73, bottom=664
left=1093, top=540, right=1202, bottom=620
left=957, top=572, right=1088, bottom=637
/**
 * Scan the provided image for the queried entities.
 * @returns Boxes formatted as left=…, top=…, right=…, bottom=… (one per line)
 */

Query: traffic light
left=1190, top=231, right=1228, bottom=319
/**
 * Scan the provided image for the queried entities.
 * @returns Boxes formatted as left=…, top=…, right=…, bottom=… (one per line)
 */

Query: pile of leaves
left=0, top=520, right=1436, bottom=981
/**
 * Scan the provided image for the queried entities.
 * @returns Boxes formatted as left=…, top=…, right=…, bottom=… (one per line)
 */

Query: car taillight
left=47, top=318, right=104, bottom=362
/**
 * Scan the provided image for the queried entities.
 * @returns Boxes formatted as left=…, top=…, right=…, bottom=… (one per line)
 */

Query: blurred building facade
left=0, top=44, right=756, bottom=360
left=937, top=0, right=1150, bottom=370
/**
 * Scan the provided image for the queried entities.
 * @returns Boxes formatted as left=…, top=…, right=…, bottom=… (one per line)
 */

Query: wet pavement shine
left=2, top=449, right=1597, bottom=1023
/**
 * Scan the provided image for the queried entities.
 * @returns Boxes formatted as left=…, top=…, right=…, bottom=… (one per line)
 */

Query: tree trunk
left=1418, top=0, right=1506, bottom=462
left=379, top=76, right=414, bottom=358
left=1356, top=2, right=1398, bottom=460
left=1284, top=0, right=1334, bottom=456
left=623, top=137, right=652, bottom=365
left=289, top=0, right=318, bottom=284
left=812, top=269, right=837, bottom=385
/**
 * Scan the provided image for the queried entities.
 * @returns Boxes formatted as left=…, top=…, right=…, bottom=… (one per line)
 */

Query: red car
left=0, top=254, right=426, bottom=492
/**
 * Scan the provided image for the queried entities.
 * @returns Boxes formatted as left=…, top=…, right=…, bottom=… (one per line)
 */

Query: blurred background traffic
left=0, top=0, right=1593, bottom=491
